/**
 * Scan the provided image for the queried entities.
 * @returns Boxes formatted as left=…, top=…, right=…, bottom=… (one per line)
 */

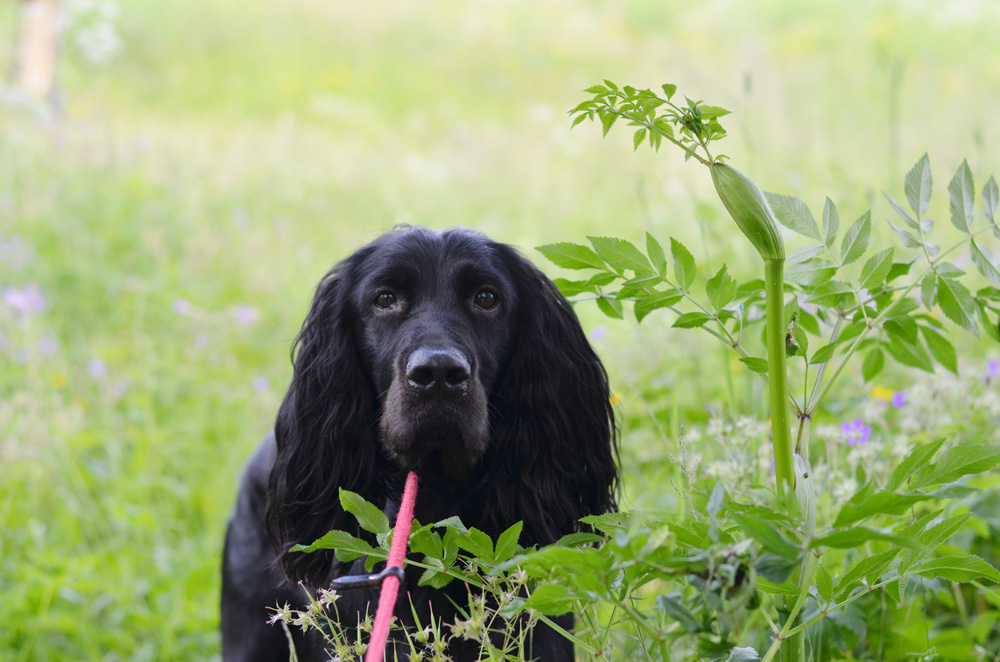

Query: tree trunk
left=11, top=0, right=61, bottom=101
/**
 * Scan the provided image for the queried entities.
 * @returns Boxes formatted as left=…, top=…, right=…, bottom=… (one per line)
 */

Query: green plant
left=291, top=82, right=1000, bottom=662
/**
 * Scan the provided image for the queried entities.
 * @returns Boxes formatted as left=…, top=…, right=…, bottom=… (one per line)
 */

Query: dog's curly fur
left=221, top=227, right=618, bottom=661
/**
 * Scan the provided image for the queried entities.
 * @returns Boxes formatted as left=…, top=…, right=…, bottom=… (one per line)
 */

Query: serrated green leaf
left=522, top=583, right=578, bottom=616
left=834, top=483, right=933, bottom=527
left=340, top=489, right=391, bottom=535
left=901, top=513, right=973, bottom=573
left=937, top=277, right=979, bottom=337
left=599, top=111, right=618, bottom=137
left=862, top=348, right=884, bottom=382
left=673, top=312, right=712, bottom=328
left=603, top=79, right=619, bottom=92
left=971, top=239, right=1000, bottom=288
left=698, top=104, right=732, bottom=119
left=791, top=318, right=810, bottom=357
left=806, top=281, right=853, bottom=308
left=584, top=85, right=608, bottom=95
left=755, top=553, right=798, bottom=584
left=810, top=527, right=922, bottom=551
left=457, top=527, right=494, bottom=562
left=921, top=325, right=958, bottom=374
left=887, top=439, right=946, bottom=491
left=948, top=159, right=975, bottom=233
left=787, top=244, right=827, bottom=264
left=884, top=192, right=919, bottom=230
left=739, top=356, right=768, bottom=374
left=756, top=578, right=799, bottom=596
left=860, top=248, right=895, bottom=290
left=291, top=529, right=376, bottom=563
left=884, top=315, right=919, bottom=345
left=920, top=272, right=937, bottom=311
left=821, top=197, right=840, bottom=247
left=537, top=243, right=607, bottom=271
left=588, top=236, right=654, bottom=274
left=884, top=335, right=934, bottom=372
left=552, top=278, right=596, bottom=297
left=418, top=564, right=455, bottom=589
left=655, top=592, right=703, bottom=632
left=587, top=271, right=618, bottom=287
left=984, top=176, right=998, bottom=225
left=730, top=513, right=800, bottom=560
left=840, top=211, right=872, bottom=265
left=633, top=128, right=646, bottom=151
left=911, top=444, right=1000, bottom=489
left=555, top=532, right=604, bottom=547
left=905, top=153, right=933, bottom=219
left=706, top=265, right=737, bottom=312
left=595, top=297, right=623, bottom=319
left=884, top=576, right=905, bottom=604
left=810, top=342, right=839, bottom=365
left=661, top=83, right=677, bottom=100
left=887, top=259, right=916, bottom=283
left=786, top=259, right=837, bottom=287
left=887, top=219, right=922, bottom=249
left=835, top=549, right=899, bottom=599
left=646, top=232, right=667, bottom=277
left=816, top=564, right=833, bottom=604
left=495, top=522, right=522, bottom=564
left=634, top=290, right=683, bottom=322
left=570, top=113, right=589, bottom=129
left=670, top=238, right=697, bottom=290
left=764, top=192, right=821, bottom=240
left=911, top=555, right=1000, bottom=583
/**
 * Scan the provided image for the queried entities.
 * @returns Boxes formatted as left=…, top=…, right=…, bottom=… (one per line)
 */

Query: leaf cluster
left=570, top=81, right=730, bottom=165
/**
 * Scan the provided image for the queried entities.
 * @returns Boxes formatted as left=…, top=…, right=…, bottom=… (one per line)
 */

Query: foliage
left=295, top=82, right=1000, bottom=661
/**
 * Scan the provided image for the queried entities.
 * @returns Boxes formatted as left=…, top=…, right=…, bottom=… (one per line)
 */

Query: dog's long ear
left=266, top=255, right=386, bottom=586
left=485, top=246, right=619, bottom=545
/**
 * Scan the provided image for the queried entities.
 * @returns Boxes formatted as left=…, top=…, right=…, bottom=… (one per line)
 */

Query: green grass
left=2, top=0, right=1000, bottom=658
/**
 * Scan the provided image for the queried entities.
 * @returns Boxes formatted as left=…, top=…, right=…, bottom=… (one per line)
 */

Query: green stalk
left=765, top=258, right=795, bottom=495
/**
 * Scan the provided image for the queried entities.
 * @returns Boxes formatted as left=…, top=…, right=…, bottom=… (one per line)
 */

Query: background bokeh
left=3, top=0, right=1000, bottom=659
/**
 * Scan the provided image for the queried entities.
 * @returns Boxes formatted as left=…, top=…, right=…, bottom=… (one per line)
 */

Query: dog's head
left=350, top=229, right=517, bottom=473
left=266, top=227, right=618, bottom=585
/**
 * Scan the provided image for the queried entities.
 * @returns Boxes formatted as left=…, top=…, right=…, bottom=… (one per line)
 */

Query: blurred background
left=2, top=0, right=1000, bottom=659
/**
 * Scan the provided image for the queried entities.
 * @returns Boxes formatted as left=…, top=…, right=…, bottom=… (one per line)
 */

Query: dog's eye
left=374, top=292, right=397, bottom=309
left=473, top=290, right=499, bottom=310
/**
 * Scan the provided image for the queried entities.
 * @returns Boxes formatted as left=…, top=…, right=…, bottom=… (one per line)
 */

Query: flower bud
left=711, top=163, right=785, bottom=262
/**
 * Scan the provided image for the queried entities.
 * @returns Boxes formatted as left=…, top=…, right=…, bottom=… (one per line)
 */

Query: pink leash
left=365, top=470, right=419, bottom=662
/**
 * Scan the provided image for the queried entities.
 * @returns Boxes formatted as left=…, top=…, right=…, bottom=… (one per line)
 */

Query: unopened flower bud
left=711, top=163, right=785, bottom=262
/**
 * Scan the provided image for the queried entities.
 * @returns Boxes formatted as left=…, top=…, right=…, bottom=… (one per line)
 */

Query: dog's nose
left=406, top=348, right=471, bottom=398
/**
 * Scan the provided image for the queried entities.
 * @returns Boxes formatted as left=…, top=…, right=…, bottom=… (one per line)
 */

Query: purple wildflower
left=986, top=359, right=999, bottom=383
left=233, top=305, right=259, bottom=326
left=891, top=391, right=907, bottom=408
left=591, top=325, right=608, bottom=341
left=841, top=418, right=872, bottom=445
left=252, top=376, right=270, bottom=393
left=173, top=298, right=191, bottom=316
left=40, top=336, right=59, bottom=356
left=4, top=284, right=46, bottom=315
left=87, top=359, right=107, bottom=379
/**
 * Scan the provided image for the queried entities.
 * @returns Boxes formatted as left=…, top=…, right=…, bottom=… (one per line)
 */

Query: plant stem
left=765, top=258, right=794, bottom=494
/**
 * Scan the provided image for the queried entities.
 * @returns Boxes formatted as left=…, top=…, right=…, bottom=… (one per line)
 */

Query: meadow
left=2, top=0, right=1000, bottom=659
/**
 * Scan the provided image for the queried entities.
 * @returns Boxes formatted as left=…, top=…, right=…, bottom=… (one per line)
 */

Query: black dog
left=221, top=227, right=618, bottom=661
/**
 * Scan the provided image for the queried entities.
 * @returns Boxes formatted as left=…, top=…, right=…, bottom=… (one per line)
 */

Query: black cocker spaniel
left=221, top=227, right=618, bottom=661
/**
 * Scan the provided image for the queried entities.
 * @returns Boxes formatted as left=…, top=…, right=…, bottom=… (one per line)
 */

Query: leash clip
left=331, top=565, right=405, bottom=590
